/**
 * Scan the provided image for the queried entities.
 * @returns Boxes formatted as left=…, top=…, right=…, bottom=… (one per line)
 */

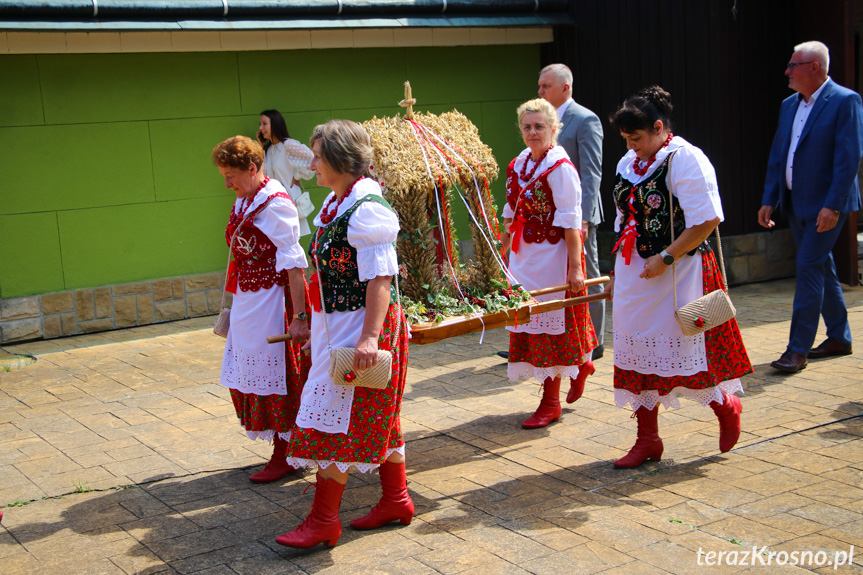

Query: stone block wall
left=597, top=229, right=796, bottom=286
left=0, top=272, right=229, bottom=344
left=0, top=229, right=799, bottom=344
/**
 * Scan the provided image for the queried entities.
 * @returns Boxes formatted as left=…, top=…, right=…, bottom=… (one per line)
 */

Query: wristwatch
left=660, top=249, right=675, bottom=266
left=293, top=312, right=308, bottom=321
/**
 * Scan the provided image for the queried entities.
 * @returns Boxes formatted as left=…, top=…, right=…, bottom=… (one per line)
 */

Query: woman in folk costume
left=213, top=136, right=312, bottom=482
left=502, top=98, right=597, bottom=429
left=276, top=120, right=411, bottom=549
left=605, top=86, right=751, bottom=468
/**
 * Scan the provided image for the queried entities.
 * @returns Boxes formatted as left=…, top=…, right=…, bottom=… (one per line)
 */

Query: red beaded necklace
left=319, top=176, right=364, bottom=225
left=519, top=146, right=553, bottom=181
left=238, top=176, right=270, bottom=213
left=632, top=133, right=674, bottom=176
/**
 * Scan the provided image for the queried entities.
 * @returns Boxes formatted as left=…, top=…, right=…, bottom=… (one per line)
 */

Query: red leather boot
left=350, top=460, right=415, bottom=530
left=710, top=391, right=742, bottom=452
left=275, top=475, right=345, bottom=548
left=566, top=360, right=595, bottom=403
left=614, top=405, right=663, bottom=468
left=522, top=377, right=562, bottom=429
left=249, top=435, right=296, bottom=483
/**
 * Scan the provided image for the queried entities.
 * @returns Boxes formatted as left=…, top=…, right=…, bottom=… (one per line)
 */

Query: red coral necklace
left=633, top=133, right=674, bottom=176
left=238, top=176, right=270, bottom=214
left=319, top=176, right=364, bottom=225
left=519, top=146, right=553, bottom=181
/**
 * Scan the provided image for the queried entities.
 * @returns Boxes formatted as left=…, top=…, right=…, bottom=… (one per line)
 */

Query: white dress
left=263, top=138, right=315, bottom=236
left=612, top=136, right=744, bottom=410
left=219, top=179, right=308, bottom=439
left=287, top=178, right=405, bottom=473
left=502, top=145, right=587, bottom=382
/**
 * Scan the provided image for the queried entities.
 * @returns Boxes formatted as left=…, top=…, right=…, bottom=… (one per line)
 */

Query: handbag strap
left=312, top=213, right=402, bottom=355
left=219, top=207, right=253, bottom=309
left=668, top=150, right=729, bottom=311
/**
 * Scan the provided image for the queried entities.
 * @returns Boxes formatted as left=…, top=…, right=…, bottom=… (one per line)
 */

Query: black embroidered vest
left=611, top=153, right=710, bottom=260
left=311, top=194, right=397, bottom=313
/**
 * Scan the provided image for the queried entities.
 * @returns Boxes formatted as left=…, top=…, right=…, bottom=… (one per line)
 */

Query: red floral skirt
left=614, top=251, right=752, bottom=395
left=285, top=302, right=409, bottom=466
left=509, top=263, right=597, bottom=371
left=231, top=283, right=312, bottom=434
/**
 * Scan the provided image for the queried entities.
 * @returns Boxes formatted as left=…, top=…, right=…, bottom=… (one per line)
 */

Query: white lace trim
left=275, top=245, right=308, bottom=273
left=240, top=429, right=293, bottom=442
left=286, top=444, right=405, bottom=474
left=357, top=243, right=399, bottom=281
left=244, top=429, right=276, bottom=442
left=677, top=208, right=720, bottom=229
left=294, top=375, right=355, bottom=435
left=221, top=342, right=287, bottom=395
left=614, top=379, right=744, bottom=411
left=613, top=329, right=707, bottom=376
left=507, top=292, right=566, bottom=335
left=508, top=361, right=586, bottom=383
left=552, top=209, right=580, bottom=229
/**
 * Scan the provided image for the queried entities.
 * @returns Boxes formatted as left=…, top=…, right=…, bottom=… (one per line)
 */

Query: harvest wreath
left=269, top=83, right=608, bottom=346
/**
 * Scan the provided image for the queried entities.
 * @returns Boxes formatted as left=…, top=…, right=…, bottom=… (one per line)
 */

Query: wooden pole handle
left=527, top=291, right=609, bottom=314
left=528, top=275, right=611, bottom=298
left=267, top=334, right=290, bottom=344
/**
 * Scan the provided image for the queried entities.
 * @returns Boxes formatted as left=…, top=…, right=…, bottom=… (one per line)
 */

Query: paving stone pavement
left=1, top=277, right=862, bottom=574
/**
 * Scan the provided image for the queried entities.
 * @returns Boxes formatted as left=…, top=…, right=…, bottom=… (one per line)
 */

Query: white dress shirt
left=786, top=78, right=830, bottom=189
left=556, top=98, right=573, bottom=121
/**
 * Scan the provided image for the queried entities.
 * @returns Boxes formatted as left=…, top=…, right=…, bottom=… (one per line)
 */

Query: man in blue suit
left=759, top=41, right=863, bottom=373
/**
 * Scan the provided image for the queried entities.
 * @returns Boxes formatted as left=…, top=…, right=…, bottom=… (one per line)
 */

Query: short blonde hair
left=212, top=135, right=264, bottom=170
left=517, top=98, right=559, bottom=145
left=309, top=120, right=373, bottom=177
left=794, top=40, right=830, bottom=73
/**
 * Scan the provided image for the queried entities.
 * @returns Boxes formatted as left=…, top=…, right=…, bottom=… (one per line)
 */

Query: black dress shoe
left=497, top=351, right=510, bottom=360
left=592, top=345, right=604, bottom=360
left=770, top=350, right=807, bottom=373
left=808, top=339, right=852, bottom=359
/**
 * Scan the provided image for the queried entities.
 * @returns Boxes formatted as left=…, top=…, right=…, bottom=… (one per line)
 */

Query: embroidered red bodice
left=225, top=191, right=293, bottom=292
left=505, top=156, right=573, bottom=246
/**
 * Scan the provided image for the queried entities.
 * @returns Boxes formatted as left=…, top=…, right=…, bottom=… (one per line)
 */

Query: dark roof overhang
left=0, top=0, right=572, bottom=31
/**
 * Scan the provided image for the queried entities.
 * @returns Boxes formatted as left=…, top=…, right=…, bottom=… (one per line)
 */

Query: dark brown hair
left=260, top=109, right=290, bottom=151
left=609, top=85, right=674, bottom=133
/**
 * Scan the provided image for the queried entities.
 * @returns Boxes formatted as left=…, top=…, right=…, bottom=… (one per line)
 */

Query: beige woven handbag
left=214, top=211, right=252, bottom=338
left=314, top=239, right=401, bottom=390
left=668, top=153, right=736, bottom=337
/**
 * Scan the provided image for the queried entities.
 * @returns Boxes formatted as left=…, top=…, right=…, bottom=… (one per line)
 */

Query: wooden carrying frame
left=407, top=276, right=610, bottom=344
left=268, top=276, right=610, bottom=345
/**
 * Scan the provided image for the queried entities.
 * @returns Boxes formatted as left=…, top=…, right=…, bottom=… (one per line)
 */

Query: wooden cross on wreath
left=399, top=81, right=416, bottom=119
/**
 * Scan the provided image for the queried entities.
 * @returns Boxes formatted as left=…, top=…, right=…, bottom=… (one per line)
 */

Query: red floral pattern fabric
left=285, top=302, right=409, bottom=465
left=230, top=282, right=312, bottom=433
left=509, top=258, right=597, bottom=372
left=614, top=251, right=752, bottom=394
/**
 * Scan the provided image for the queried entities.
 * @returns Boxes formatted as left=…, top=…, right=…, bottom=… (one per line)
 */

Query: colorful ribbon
left=225, top=260, right=238, bottom=294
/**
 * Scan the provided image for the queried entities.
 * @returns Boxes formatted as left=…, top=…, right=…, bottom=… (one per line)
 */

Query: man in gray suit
left=539, top=63, right=606, bottom=359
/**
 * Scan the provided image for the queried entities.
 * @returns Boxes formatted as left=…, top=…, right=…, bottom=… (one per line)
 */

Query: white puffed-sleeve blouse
left=263, top=138, right=316, bottom=236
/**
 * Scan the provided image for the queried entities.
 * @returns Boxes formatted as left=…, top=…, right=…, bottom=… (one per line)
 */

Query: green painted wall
left=0, top=46, right=539, bottom=298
